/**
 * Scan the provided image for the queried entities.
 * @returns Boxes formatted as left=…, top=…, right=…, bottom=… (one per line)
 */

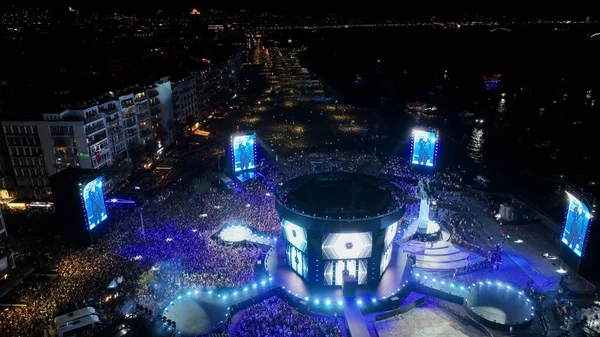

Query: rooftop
left=276, top=172, right=403, bottom=219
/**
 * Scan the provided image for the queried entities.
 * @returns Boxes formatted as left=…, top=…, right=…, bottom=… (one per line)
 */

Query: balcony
left=85, top=123, right=105, bottom=135
left=138, top=111, right=150, bottom=121
left=135, top=93, right=147, bottom=102
left=149, top=97, right=161, bottom=106
left=150, top=107, right=161, bottom=115
left=124, top=118, right=137, bottom=128
left=121, top=99, right=134, bottom=108
left=99, top=104, right=118, bottom=113
left=126, top=128, right=138, bottom=138
left=148, top=89, right=159, bottom=98
left=152, top=114, right=162, bottom=123
left=87, top=131, right=107, bottom=146
left=122, top=108, right=136, bottom=119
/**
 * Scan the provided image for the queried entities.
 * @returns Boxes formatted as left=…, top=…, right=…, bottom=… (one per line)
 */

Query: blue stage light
left=177, top=296, right=182, bottom=300
left=357, top=299, right=363, bottom=305
left=441, top=281, right=445, bottom=285
left=187, top=292, right=191, bottom=296
left=371, top=298, right=377, bottom=303
left=450, top=283, right=455, bottom=288
left=223, top=295, right=228, bottom=300
left=415, top=273, right=420, bottom=277
left=208, top=290, right=213, bottom=294
left=305, top=297, right=310, bottom=301
left=314, top=299, right=320, bottom=305
left=260, top=280, right=266, bottom=286
left=194, top=290, right=199, bottom=295
left=432, top=278, right=437, bottom=282
left=325, top=299, right=331, bottom=306
left=233, top=292, right=238, bottom=296
left=244, top=287, right=248, bottom=292
left=486, top=281, right=492, bottom=285
left=338, top=300, right=343, bottom=306
left=253, top=283, right=258, bottom=288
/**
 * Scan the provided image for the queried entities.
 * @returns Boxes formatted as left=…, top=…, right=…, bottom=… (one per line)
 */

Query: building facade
left=1, top=82, right=176, bottom=199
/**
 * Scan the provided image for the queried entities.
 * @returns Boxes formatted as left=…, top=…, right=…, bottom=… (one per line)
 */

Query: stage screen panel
left=380, top=245, right=393, bottom=277
left=282, top=219, right=308, bottom=252
left=411, top=129, right=437, bottom=167
left=384, top=221, right=398, bottom=249
left=232, top=134, right=256, bottom=172
left=81, top=176, right=108, bottom=230
left=561, top=192, right=592, bottom=257
left=286, top=244, right=308, bottom=279
left=322, top=232, right=372, bottom=260
left=324, top=260, right=369, bottom=285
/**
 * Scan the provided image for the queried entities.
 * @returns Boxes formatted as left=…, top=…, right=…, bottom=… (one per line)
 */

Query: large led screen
left=81, top=176, right=108, bottom=230
left=286, top=244, right=308, bottom=279
left=380, top=245, right=393, bottom=277
left=411, top=129, right=437, bottom=167
left=384, top=221, right=398, bottom=249
left=322, top=232, right=372, bottom=260
left=324, top=260, right=368, bottom=286
left=282, top=220, right=308, bottom=252
left=561, top=192, right=592, bottom=257
left=232, top=134, right=256, bottom=172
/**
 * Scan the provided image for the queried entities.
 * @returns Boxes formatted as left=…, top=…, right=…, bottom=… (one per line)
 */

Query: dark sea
left=277, top=25, right=600, bottom=219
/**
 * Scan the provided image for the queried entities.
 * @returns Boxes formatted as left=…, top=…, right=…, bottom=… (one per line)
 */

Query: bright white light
left=325, top=299, right=331, bottom=305
left=166, top=238, right=173, bottom=242
left=357, top=299, right=363, bottom=305
left=514, top=239, right=524, bottom=243
left=557, top=268, right=568, bottom=274
left=337, top=300, right=343, bottom=306
left=314, top=299, right=320, bottom=304
left=200, top=214, right=208, bottom=218
left=371, top=298, right=377, bottom=303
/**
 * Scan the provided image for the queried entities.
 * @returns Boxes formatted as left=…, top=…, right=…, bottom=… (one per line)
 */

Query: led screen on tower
left=282, top=219, right=308, bottom=252
left=232, top=134, right=256, bottom=172
left=322, top=232, right=372, bottom=260
left=561, top=192, right=592, bottom=257
left=411, top=129, right=437, bottom=167
left=81, top=176, right=108, bottom=230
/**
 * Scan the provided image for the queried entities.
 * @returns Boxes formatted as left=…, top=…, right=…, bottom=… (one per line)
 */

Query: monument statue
left=417, top=179, right=431, bottom=200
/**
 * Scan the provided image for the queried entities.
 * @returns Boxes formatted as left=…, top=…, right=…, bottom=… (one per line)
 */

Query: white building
left=1, top=86, right=163, bottom=199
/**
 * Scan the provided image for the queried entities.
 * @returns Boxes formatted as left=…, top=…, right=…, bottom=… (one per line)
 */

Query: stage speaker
left=342, top=274, right=358, bottom=298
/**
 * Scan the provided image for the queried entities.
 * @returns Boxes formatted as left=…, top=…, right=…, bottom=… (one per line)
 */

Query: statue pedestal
left=415, top=198, right=441, bottom=239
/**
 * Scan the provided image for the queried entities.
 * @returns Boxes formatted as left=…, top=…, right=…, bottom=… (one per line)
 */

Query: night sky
left=33, top=2, right=592, bottom=20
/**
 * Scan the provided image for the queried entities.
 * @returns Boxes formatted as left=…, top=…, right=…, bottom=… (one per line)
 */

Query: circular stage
left=219, top=225, right=253, bottom=243
left=275, top=172, right=406, bottom=286
left=464, top=282, right=535, bottom=331
left=215, top=224, right=272, bottom=246
left=163, top=292, right=229, bottom=336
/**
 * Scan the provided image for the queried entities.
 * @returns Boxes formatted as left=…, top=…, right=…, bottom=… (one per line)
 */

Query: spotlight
left=314, top=299, right=320, bottom=305
left=337, top=300, right=343, bottom=306
left=371, top=298, right=377, bottom=303
left=357, top=299, right=363, bottom=305
left=325, top=299, right=331, bottom=306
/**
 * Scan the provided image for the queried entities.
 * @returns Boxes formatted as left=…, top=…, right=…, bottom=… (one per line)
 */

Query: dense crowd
left=233, top=296, right=343, bottom=337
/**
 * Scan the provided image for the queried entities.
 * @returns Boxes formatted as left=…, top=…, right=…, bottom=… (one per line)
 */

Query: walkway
left=343, top=301, right=372, bottom=337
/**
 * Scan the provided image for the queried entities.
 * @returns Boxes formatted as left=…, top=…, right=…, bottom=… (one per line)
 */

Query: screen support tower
left=414, top=179, right=441, bottom=240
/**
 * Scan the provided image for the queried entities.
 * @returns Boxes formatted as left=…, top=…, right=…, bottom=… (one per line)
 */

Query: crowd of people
left=233, top=296, right=343, bottom=337
left=0, top=146, right=542, bottom=337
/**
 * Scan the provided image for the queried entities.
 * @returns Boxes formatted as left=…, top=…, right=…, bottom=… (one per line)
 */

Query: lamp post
left=139, top=206, right=146, bottom=242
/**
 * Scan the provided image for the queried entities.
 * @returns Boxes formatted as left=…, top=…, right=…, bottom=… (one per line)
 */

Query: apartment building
left=1, top=84, right=170, bottom=199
